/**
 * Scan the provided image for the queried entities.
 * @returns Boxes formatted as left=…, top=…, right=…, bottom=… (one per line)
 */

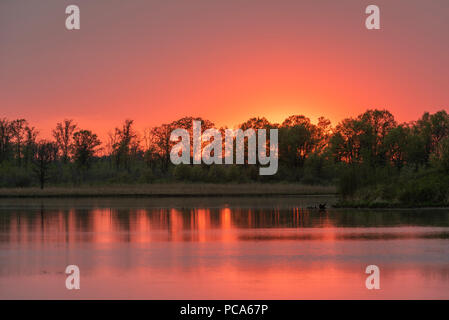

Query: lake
left=1, top=196, right=448, bottom=299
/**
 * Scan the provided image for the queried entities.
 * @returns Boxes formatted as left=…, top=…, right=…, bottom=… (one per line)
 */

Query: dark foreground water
left=1, top=196, right=449, bottom=299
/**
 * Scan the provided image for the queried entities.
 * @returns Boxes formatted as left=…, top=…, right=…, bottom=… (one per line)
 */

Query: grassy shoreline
left=0, top=183, right=336, bottom=198
left=334, top=199, right=449, bottom=209
left=1, top=185, right=446, bottom=208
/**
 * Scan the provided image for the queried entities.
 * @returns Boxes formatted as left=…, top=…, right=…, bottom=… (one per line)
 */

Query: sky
left=1, top=0, right=448, bottom=139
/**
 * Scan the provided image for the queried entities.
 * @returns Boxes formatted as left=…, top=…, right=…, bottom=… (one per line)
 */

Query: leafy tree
left=174, top=116, right=215, bottom=160
left=149, top=123, right=174, bottom=172
left=72, top=130, right=101, bottom=170
left=414, top=110, right=449, bottom=162
left=331, top=118, right=362, bottom=163
left=439, top=137, right=449, bottom=172
left=149, top=117, right=214, bottom=172
left=404, top=133, right=427, bottom=169
left=357, top=109, right=396, bottom=166
left=279, top=124, right=312, bottom=167
left=316, top=117, right=332, bottom=153
left=238, top=117, right=275, bottom=165
left=383, top=125, right=409, bottom=169
left=330, top=109, right=396, bottom=166
left=429, top=111, right=449, bottom=157
left=328, top=131, right=346, bottom=163
left=240, top=117, right=273, bottom=130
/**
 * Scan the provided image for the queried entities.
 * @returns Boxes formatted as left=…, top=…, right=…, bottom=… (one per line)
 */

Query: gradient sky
left=1, top=0, right=448, bottom=139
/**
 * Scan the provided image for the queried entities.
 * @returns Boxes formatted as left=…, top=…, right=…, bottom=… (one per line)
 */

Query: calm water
left=1, top=196, right=449, bottom=299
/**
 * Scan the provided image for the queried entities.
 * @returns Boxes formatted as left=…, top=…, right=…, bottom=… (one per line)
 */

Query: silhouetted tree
left=23, top=126, right=39, bottom=168
left=173, top=116, right=215, bottom=161
left=72, top=130, right=101, bottom=170
left=10, top=119, right=27, bottom=166
left=328, top=131, right=345, bottom=163
left=0, top=118, right=13, bottom=163
left=358, top=109, right=397, bottom=166
left=279, top=115, right=317, bottom=167
left=32, top=140, right=57, bottom=189
left=53, top=119, right=77, bottom=163
left=440, top=137, right=449, bottom=172
left=236, top=117, right=274, bottom=166
left=316, top=117, right=332, bottom=154
left=149, top=123, right=175, bottom=172
left=112, top=119, right=138, bottom=171
left=329, top=109, right=396, bottom=166
left=414, top=110, right=449, bottom=161
left=149, top=117, right=214, bottom=172
left=383, top=125, right=409, bottom=169
left=2, top=109, right=449, bottom=191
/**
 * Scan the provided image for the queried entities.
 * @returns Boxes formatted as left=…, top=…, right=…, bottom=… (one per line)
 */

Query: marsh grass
left=0, top=183, right=336, bottom=198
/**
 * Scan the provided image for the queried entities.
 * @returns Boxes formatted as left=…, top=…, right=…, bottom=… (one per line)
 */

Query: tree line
left=1, top=109, right=449, bottom=203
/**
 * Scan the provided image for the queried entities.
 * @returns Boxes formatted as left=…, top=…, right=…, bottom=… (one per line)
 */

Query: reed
left=0, top=183, right=336, bottom=198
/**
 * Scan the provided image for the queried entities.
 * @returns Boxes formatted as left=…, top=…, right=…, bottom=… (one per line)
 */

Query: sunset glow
left=1, top=0, right=448, bottom=140
left=1, top=0, right=449, bottom=306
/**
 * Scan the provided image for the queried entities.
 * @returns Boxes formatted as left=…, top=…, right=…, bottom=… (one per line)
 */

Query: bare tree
left=149, top=123, right=173, bottom=172
left=32, top=140, right=57, bottom=189
left=112, top=119, right=138, bottom=171
left=10, top=119, right=27, bottom=166
left=0, top=118, right=13, bottom=163
left=52, top=119, right=77, bottom=163
left=23, top=126, right=39, bottom=168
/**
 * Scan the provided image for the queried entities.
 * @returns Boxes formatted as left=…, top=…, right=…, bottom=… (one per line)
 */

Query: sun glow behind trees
left=1, top=108, right=449, bottom=183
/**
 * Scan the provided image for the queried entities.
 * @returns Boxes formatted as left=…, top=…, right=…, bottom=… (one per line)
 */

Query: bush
left=139, top=168, right=155, bottom=183
left=207, top=165, right=226, bottom=182
left=173, top=164, right=191, bottom=181
left=0, top=165, right=33, bottom=187
left=226, top=165, right=242, bottom=182
left=398, top=176, right=449, bottom=204
left=338, top=167, right=360, bottom=198
left=190, top=165, right=207, bottom=182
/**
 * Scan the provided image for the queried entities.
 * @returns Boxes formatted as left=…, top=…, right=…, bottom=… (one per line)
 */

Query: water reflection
left=1, top=197, right=449, bottom=299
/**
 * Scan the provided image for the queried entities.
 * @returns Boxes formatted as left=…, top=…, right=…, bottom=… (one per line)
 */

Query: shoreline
left=334, top=200, right=449, bottom=209
left=0, top=183, right=336, bottom=198
left=1, top=185, right=446, bottom=209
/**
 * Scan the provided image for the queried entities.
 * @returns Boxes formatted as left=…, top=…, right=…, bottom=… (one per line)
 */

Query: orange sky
left=1, top=0, right=448, bottom=139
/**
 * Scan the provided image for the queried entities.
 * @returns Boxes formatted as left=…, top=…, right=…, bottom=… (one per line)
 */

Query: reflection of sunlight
left=195, top=209, right=211, bottom=242
left=221, top=208, right=232, bottom=230
left=67, top=209, right=77, bottom=245
left=320, top=212, right=337, bottom=242
left=2, top=204, right=449, bottom=299
left=220, top=208, right=237, bottom=243
left=130, top=209, right=152, bottom=243
left=169, top=209, right=183, bottom=241
left=92, top=209, right=114, bottom=244
left=8, top=215, right=19, bottom=245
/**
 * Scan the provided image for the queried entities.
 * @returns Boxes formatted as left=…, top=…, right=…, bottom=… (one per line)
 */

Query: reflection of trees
left=3, top=206, right=449, bottom=246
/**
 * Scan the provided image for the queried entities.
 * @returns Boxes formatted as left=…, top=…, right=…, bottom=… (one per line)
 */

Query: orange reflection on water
left=1, top=205, right=449, bottom=299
